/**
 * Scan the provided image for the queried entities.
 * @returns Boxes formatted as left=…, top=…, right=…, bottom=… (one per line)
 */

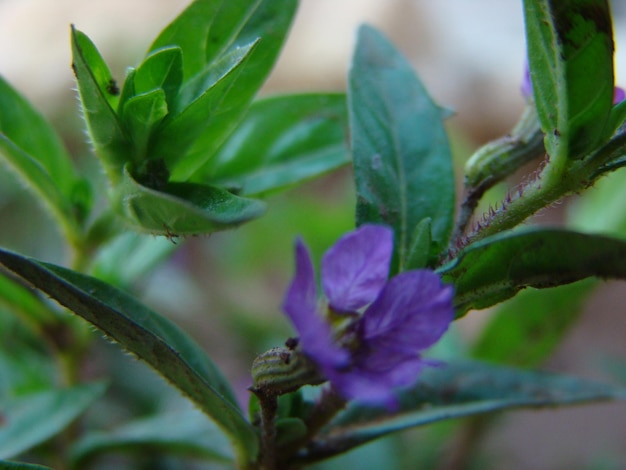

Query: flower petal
left=321, top=224, right=393, bottom=313
left=328, top=351, right=425, bottom=408
left=361, top=270, right=454, bottom=355
left=282, top=239, right=349, bottom=368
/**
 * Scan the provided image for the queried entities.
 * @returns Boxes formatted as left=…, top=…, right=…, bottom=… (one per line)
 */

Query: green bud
left=251, top=347, right=325, bottom=396
left=465, top=104, right=545, bottom=191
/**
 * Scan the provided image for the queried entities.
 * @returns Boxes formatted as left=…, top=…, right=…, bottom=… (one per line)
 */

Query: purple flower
left=282, top=224, right=454, bottom=406
left=522, top=63, right=625, bottom=104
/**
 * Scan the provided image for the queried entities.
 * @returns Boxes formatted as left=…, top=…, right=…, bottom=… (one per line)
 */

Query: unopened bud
left=251, top=347, right=325, bottom=396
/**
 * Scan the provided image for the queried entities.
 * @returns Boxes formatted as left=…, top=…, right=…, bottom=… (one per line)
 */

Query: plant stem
left=255, top=389, right=278, bottom=470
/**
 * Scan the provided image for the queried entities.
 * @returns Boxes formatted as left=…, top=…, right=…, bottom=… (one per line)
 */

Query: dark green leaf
left=120, top=89, right=168, bottom=160
left=0, top=249, right=259, bottom=463
left=472, top=279, right=596, bottom=367
left=350, top=25, right=455, bottom=270
left=133, top=46, right=183, bottom=108
left=404, top=217, right=432, bottom=271
left=606, top=99, right=626, bottom=137
left=163, top=0, right=299, bottom=180
left=439, top=229, right=626, bottom=316
left=523, top=0, right=614, bottom=159
left=147, top=0, right=262, bottom=81
left=70, top=408, right=233, bottom=467
left=0, top=460, right=52, bottom=470
left=0, top=382, right=106, bottom=459
left=71, top=26, right=130, bottom=182
left=114, top=165, right=266, bottom=235
left=206, top=93, right=349, bottom=196
left=297, top=361, right=626, bottom=463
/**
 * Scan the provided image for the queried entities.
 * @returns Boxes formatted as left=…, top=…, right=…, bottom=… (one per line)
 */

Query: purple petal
left=321, top=225, right=393, bottom=313
left=282, top=239, right=349, bottom=368
left=361, top=270, right=454, bottom=355
left=614, top=86, right=625, bottom=104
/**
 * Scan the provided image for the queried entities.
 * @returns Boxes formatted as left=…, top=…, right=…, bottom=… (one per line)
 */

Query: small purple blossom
left=282, top=224, right=454, bottom=406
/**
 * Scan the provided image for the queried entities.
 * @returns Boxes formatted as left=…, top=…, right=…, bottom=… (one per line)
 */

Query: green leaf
left=349, top=25, right=455, bottom=270
left=71, top=26, right=130, bottom=182
left=120, top=89, right=168, bottom=160
left=0, top=382, right=106, bottom=459
left=523, top=0, right=614, bottom=159
left=152, top=40, right=258, bottom=176
left=297, top=361, right=626, bottom=463
left=158, top=0, right=299, bottom=180
left=0, top=249, right=259, bottom=463
left=0, top=76, right=88, bottom=239
left=0, top=460, right=52, bottom=470
left=70, top=408, right=233, bottom=467
left=147, top=0, right=262, bottom=81
left=472, top=279, right=596, bottom=367
left=206, top=93, right=349, bottom=196
left=114, top=165, right=266, bottom=235
left=439, top=229, right=626, bottom=316
left=132, top=46, right=183, bottom=108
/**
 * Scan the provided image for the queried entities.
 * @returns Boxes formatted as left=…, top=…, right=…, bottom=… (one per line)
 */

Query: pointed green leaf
left=120, top=89, right=168, bottom=160
left=206, top=93, right=349, bottom=196
left=133, top=46, right=183, bottom=108
left=404, top=217, right=432, bottom=271
left=114, top=165, right=266, bottom=235
left=147, top=0, right=262, bottom=81
left=165, top=0, right=299, bottom=180
left=70, top=408, right=233, bottom=467
left=439, top=229, right=626, bottom=316
left=350, top=25, right=455, bottom=270
left=0, top=249, right=259, bottom=463
left=297, top=361, right=626, bottom=463
left=472, top=279, right=596, bottom=367
left=0, top=382, right=106, bottom=459
left=71, top=26, right=130, bottom=182
left=524, top=0, right=614, bottom=159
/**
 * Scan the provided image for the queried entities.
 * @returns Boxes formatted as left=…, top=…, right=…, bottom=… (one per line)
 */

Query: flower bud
left=251, top=347, right=325, bottom=396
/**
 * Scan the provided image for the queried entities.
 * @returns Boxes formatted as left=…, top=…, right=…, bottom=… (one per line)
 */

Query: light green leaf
left=166, top=0, right=299, bottom=180
left=114, top=165, right=266, bottom=235
left=0, top=382, right=106, bottom=459
left=132, top=46, right=183, bottom=108
left=71, top=26, right=130, bottom=182
left=0, top=249, right=259, bottom=464
left=350, top=25, right=455, bottom=270
left=523, top=0, right=614, bottom=159
left=206, top=93, right=349, bottom=196
left=147, top=0, right=262, bottom=81
left=70, top=408, right=233, bottom=467
left=152, top=41, right=258, bottom=176
left=120, top=89, right=168, bottom=161
left=439, top=229, right=626, bottom=316
left=294, top=361, right=626, bottom=463
left=0, top=273, right=54, bottom=324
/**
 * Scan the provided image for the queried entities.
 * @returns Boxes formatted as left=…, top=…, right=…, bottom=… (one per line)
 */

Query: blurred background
left=1, top=1, right=626, bottom=469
